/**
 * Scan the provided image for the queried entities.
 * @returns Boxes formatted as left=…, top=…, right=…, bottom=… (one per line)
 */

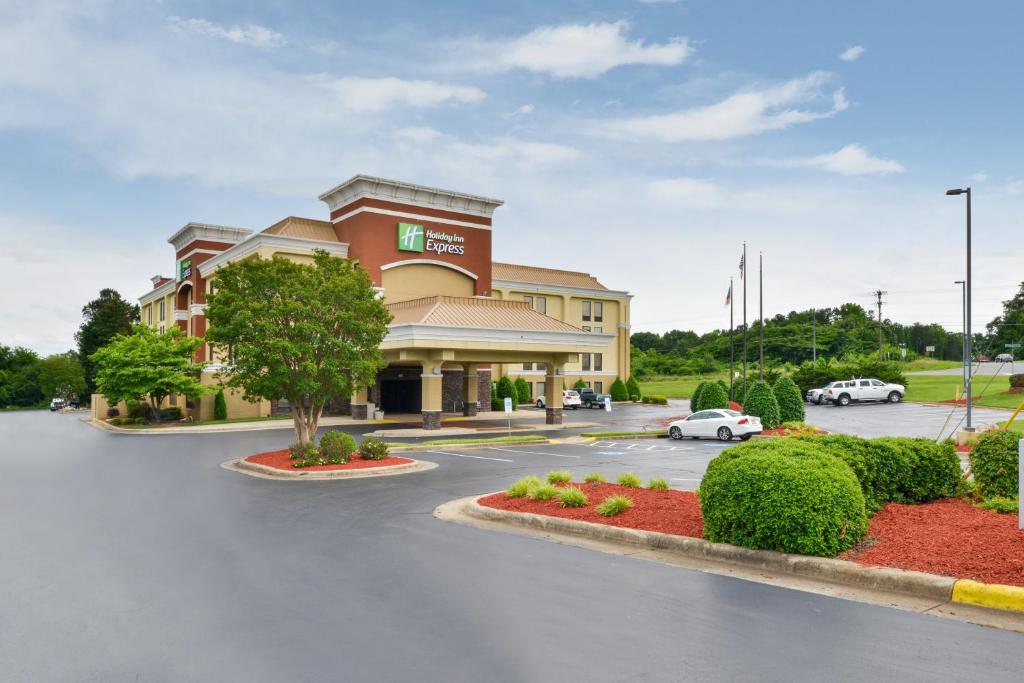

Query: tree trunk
left=305, top=401, right=325, bottom=444
left=291, top=403, right=310, bottom=446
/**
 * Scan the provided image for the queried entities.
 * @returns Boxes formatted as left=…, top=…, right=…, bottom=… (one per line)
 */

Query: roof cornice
left=196, top=233, right=349, bottom=277
left=167, top=222, right=253, bottom=253
left=318, top=174, right=504, bottom=217
left=138, top=280, right=175, bottom=305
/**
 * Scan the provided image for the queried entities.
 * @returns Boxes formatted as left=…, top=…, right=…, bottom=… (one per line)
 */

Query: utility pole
left=759, top=251, right=764, bottom=380
left=946, top=186, right=973, bottom=430
left=741, top=243, right=747, bottom=392
left=729, top=278, right=735, bottom=400
left=812, top=308, right=817, bottom=368
left=874, top=289, right=887, bottom=361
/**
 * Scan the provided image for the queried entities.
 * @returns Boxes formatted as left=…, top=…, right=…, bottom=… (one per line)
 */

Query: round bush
left=969, top=430, right=1021, bottom=498
left=873, top=437, right=961, bottom=503
left=319, top=431, right=356, bottom=464
left=690, top=381, right=709, bottom=412
left=514, top=377, right=531, bottom=405
left=610, top=378, right=629, bottom=402
left=742, top=380, right=782, bottom=429
left=699, top=381, right=729, bottom=410
left=496, top=376, right=518, bottom=409
left=626, top=376, right=641, bottom=401
left=358, top=435, right=390, bottom=461
left=699, top=447, right=868, bottom=557
left=772, top=376, right=805, bottom=423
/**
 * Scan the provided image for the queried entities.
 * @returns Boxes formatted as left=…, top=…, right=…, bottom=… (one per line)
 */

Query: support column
left=545, top=360, right=565, bottom=425
left=351, top=386, right=373, bottom=421
left=462, top=364, right=479, bottom=416
left=421, top=362, right=443, bottom=430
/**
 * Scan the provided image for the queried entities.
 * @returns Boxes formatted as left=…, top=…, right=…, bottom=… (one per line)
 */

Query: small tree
left=514, top=377, right=531, bottom=405
left=214, top=388, right=228, bottom=421
left=772, top=376, right=805, bottom=423
left=610, top=378, right=629, bottom=401
left=690, top=381, right=709, bottom=412
left=700, top=381, right=729, bottom=410
left=38, top=352, right=86, bottom=404
left=491, top=381, right=501, bottom=411
left=573, top=378, right=588, bottom=390
left=626, top=375, right=641, bottom=401
left=743, top=380, right=782, bottom=429
left=91, top=325, right=207, bottom=413
left=496, top=375, right=518, bottom=410
left=205, top=251, right=391, bottom=446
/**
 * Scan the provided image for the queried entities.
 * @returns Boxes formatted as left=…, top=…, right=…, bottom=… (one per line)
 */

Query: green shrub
left=690, top=381, right=709, bottom=412
left=699, top=382, right=729, bottom=410
left=289, top=442, right=321, bottom=467
left=573, top=379, right=588, bottom=390
left=491, top=382, right=502, bottom=411
left=506, top=475, right=543, bottom=497
left=978, top=496, right=1019, bottom=514
left=496, top=376, right=518, bottom=409
left=873, top=437, right=961, bottom=503
left=644, top=395, right=668, bottom=405
left=731, top=377, right=750, bottom=404
left=616, top=472, right=642, bottom=488
left=1010, top=373, right=1024, bottom=389
left=647, top=478, right=669, bottom=490
left=528, top=483, right=559, bottom=501
left=583, top=472, right=607, bottom=484
left=358, top=436, right=390, bottom=461
left=557, top=486, right=589, bottom=508
left=699, top=446, right=868, bottom=556
left=319, top=431, right=356, bottom=464
left=969, top=430, right=1021, bottom=498
left=514, top=377, right=531, bottom=405
left=547, top=470, right=572, bottom=484
left=741, top=380, right=781, bottom=429
left=791, top=358, right=908, bottom=395
left=133, top=417, right=145, bottom=424
left=214, top=389, right=227, bottom=420
left=125, top=399, right=152, bottom=420
left=610, top=378, right=629, bottom=402
left=772, top=376, right=805, bottom=423
left=596, top=495, right=633, bottom=516
left=626, top=376, right=641, bottom=401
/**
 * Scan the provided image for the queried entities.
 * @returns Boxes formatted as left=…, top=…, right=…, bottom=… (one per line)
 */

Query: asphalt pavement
left=2, top=410, right=1022, bottom=682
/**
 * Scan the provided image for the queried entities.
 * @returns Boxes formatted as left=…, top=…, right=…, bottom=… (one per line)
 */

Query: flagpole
left=742, top=242, right=747, bottom=394
left=729, top=277, right=735, bottom=400
left=759, top=251, right=764, bottom=381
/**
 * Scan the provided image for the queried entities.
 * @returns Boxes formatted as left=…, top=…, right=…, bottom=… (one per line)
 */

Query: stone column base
left=463, top=402, right=479, bottom=417
left=422, top=410, right=443, bottom=430
left=545, top=407, right=563, bottom=425
left=351, top=403, right=372, bottom=420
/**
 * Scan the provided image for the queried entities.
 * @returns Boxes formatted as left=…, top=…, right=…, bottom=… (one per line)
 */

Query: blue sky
left=1, top=0, right=1021, bottom=354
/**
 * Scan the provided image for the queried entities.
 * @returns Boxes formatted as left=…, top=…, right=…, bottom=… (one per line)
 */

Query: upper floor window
left=523, top=295, right=533, bottom=308
left=523, top=363, right=533, bottom=371
left=159, top=300, right=165, bottom=321
left=146, top=306, right=152, bottom=325
left=582, top=326, right=591, bottom=332
left=535, top=296, right=546, bottom=314
left=582, top=353, right=592, bottom=371
left=593, top=302, right=603, bottom=322
left=594, top=353, right=603, bottom=371
left=582, top=300, right=591, bottom=321
left=593, top=326, right=603, bottom=334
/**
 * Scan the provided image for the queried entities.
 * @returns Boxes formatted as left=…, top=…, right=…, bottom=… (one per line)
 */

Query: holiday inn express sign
left=397, top=222, right=466, bottom=256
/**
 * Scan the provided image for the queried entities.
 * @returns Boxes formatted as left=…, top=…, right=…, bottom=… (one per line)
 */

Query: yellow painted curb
left=952, top=579, right=1024, bottom=614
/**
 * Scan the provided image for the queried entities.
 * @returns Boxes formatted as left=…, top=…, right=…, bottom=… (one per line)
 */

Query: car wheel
left=838, top=394, right=851, bottom=407
left=536, top=400, right=543, bottom=409
left=739, top=434, right=752, bottom=441
left=888, top=391, right=902, bottom=403
left=816, top=395, right=825, bottom=405
left=717, top=426, right=733, bottom=441
left=584, top=401, right=592, bottom=409
left=669, top=426, right=683, bottom=440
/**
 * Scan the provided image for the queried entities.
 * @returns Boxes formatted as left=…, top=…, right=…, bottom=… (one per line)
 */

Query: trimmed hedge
left=690, top=381, right=709, bottom=412
left=610, top=378, right=629, bottom=402
left=496, top=376, right=518, bottom=410
left=1009, top=373, right=1024, bottom=389
left=699, top=442, right=868, bottom=557
left=772, top=376, right=805, bottom=423
left=742, top=380, right=781, bottom=429
left=626, top=376, right=641, bottom=401
left=641, top=395, right=668, bottom=405
left=514, top=377, right=531, bottom=405
left=699, top=381, right=729, bottom=410
left=969, top=430, right=1021, bottom=498
left=214, top=389, right=227, bottom=421
left=872, top=437, right=961, bottom=503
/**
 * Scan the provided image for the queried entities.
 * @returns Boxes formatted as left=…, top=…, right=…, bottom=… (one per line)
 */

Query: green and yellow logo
left=397, top=222, right=424, bottom=252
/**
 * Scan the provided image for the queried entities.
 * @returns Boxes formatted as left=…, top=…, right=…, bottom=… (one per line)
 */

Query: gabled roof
left=261, top=216, right=339, bottom=242
left=387, top=296, right=581, bottom=332
left=492, top=262, right=608, bottom=291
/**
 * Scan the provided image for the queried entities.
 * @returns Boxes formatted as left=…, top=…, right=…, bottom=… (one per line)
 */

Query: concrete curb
left=454, top=495, right=956, bottom=604
left=222, top=457, right=437, bottom=481
left=953, top=579, right=1024, bottom=614
left=578, top=433, right=664, bottom=441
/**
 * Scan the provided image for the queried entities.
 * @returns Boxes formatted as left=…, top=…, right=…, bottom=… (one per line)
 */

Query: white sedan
left=667, top=409, right=762, bottom=442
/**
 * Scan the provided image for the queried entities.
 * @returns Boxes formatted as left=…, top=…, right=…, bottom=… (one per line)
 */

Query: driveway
left=2, top=410, right=1023, bottom=682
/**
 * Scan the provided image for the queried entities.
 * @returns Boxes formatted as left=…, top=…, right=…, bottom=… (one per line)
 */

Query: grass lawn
left=186, top=415, right=292, bottom=427
left=904, top=374, right=1024, bottom=410
left=902, top=358, right=963, bottom=372
left=999, top=420, right=1024, bottom=434
left=638, top=373, right=729, bottom=399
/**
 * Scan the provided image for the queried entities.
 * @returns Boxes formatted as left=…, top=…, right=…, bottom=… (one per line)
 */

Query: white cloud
left=768, top=144, right=905, bottom=176
left=839, top=45, right=865, bottom=62
left=596, top=71, right=848, bottom=142
left=310, top=76, right=486, bottom=112
left=647, top=177, right=723, bottom=208
left=970, top=171, right=989, bottom=182
left=457, top=21, right=691, bottom=78
left=168, top=17, right=285, bottom=49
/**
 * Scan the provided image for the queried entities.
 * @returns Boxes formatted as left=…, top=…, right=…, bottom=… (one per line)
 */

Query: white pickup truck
left=826, top=378, right=905, bottom=406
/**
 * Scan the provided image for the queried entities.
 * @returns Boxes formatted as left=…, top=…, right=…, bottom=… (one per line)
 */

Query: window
left=593, top=327, right=603, bottom=334
left=594, top=381, right=603, bottom=394
left=859, top=380, right=871, bottom=387
left=535, top=296, right=546, bottom=314
left=594, top=302, right=603, bottom=322
left=582, top=326, right=591, bottom=332
left=536, top=382, right=545, bottom=399
left=594, top=353, right=603, bottom=371
left=537, top=363, right=546, bottom=372
left=582, top=300, right=591, bottom=321
left=146, top=306, right=152, bottom=325
left=582, top=353, right=591, bottom=371
left=870, top=380, right=885, bottom=386
left=526, top=383, right=533, bottom=399
left=523, top=295, right=533, bottom=307
left=159, top=325, right=165, bottom=334
left=523, top=363, right=533, bottom=371
left=159, top=300, right=165, bottom=321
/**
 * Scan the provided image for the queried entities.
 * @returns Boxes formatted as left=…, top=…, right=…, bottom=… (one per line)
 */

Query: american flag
left=739, top=253, right=745, bottom=279
left=725, top=282, right=732, bottom=306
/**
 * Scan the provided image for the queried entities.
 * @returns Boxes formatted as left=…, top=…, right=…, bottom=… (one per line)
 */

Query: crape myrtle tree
left=204, top=251, right=391, bottom=447
left=91, top=325, right=207, bottom=413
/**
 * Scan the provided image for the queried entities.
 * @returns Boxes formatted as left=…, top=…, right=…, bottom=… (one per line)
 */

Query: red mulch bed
left=955, top=443, right=972, bottom=454
left=245, top=449, right=413, bottom=472
left=479, top=483, right=703, bottom=538
left=759, top=426, right=826, bottom=437
left=843, top=499, right=1024, bottom=587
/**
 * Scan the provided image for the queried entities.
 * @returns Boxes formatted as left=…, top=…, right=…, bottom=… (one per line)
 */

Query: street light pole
left=946, top=187, right=973, bottom=430
left=955, top=280, right=966, bottom=389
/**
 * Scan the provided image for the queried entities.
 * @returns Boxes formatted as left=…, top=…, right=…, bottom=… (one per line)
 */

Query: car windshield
left=721, top=409, right=741, bottom=417
left=565, top=391, right=578, bottom=397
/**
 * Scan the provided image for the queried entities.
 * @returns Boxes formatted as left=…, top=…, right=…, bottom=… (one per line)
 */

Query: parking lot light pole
left=946, top=187, right=972, bottom=430
left=955, top=280, right=966, bottom=390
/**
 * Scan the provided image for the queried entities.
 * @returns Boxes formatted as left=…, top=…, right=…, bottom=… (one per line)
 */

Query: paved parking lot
left=804, top=401, right=1012, bottom=440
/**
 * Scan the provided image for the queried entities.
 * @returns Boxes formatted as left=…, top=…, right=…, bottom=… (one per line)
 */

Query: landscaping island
left=246, top=449, right=414, bottom=472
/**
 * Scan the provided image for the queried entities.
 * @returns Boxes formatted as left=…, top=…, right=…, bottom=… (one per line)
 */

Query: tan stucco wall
left=381, top=263, right=475, bottom=304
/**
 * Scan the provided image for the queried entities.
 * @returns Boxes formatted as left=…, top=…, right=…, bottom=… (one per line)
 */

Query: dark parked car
left=577, top=388, right=612, bottom=409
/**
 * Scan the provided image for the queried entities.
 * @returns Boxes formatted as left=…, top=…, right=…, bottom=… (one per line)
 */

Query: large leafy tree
left=38, top=352, right=86, bottom=404
left=204, top=251, right=391, bottom=446
left=986, top=282, right=1024, bottom=355
left=91, top=325, right=207, bottom=412
left=0, top=345, right=44, bottom=407
left=76, top=289, right=140, bottom=397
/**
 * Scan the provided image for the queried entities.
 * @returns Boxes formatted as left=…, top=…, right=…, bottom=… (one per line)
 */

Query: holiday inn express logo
left=397, top=222, right=424, bottom=252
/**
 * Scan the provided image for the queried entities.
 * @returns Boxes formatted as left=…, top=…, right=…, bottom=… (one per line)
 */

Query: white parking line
left=426, top=450, right=514, bottom=463
left=671, top=477, right=701, bottom=482
left=485, top=447, right=580, bottom=459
